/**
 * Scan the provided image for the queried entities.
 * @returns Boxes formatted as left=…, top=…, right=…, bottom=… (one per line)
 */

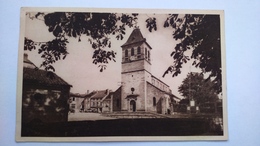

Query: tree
left=24, top=12, right=222, bottom=93
left=178, top=98, right=190, bottom=105
left=162, top=14, right=222, bottom=93
left=25, top=12, right=139, bottom=72
left=178, top=72, right=219, bottom=105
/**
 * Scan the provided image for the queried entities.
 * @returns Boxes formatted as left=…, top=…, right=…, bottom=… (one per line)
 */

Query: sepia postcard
left=16, top=7, right=227, bottom=141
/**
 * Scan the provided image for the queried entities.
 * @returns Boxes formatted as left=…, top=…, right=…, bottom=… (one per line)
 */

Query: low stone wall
left=102, top=112, right=167, bottom=119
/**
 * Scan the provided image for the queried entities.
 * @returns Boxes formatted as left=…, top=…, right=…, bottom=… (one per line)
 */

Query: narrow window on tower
left=145, top=47, right=147, bottom=59
left=148, top=50, right=150, bottom=61
left=125, top=49, right=128, bottom=61
left=137, top=46, right=141, bottom=59
left=131, top=48, right=134, bottom=56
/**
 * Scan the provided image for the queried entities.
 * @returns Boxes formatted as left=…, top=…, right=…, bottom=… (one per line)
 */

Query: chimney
left=23, top=53, right=28, bottom=60
left=24, top=53, right=28, bottom=62
left=23, top=53, right=36, bottom=68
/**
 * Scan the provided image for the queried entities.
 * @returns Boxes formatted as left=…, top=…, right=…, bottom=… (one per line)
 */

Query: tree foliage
left=162, top=14, right=222, bottom=93
left=25, top=12, right=139, bottom=72
left=178, top=72, right=219, bottom=105
left=25, top=12, right=222, bottom=93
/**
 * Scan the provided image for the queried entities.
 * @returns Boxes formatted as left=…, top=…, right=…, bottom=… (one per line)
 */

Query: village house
left=88, top=90, right=112, bottom=113
left=69, top=92, right=91, bottom=113
left=22, top=53, right=72, bottom=124
left=69, top=89, right=116, bottom=113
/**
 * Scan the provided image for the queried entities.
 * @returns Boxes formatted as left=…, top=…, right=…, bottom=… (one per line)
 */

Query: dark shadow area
left=21, top=118, right=223, bottom=137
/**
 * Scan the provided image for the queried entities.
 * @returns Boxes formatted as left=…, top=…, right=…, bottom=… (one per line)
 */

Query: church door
left=130, top=100, right=136, bottom=112
left=157, top=98, right=163, bottom=114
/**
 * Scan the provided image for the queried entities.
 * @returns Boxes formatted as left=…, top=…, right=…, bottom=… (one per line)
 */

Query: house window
left=131, top=48, right=134, bottom=56
left=51, top=90, right=61, bottom=99
left=33, top=93, right=45, bottom=105
left=71, top=104, right=76, bottom=109
left=153, top=97, right=156, bottom=106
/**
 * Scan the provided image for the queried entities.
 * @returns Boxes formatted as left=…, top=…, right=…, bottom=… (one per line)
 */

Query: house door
left=130, top=100, right=136, bottom=112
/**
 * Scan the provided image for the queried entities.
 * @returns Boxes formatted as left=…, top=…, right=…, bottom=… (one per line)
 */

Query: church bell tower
left=120, top=28, right=152, bottom=112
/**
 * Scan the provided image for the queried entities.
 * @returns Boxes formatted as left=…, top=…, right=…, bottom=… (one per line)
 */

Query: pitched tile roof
left=23, top=67, right=72, bottom=87
left=70, top=92, right=95, bottom=98
left=121, top=28, right=146, bottom=47
left=91, top=90, right=108, bottom=99
left=70, top=93, right=86, bottom=98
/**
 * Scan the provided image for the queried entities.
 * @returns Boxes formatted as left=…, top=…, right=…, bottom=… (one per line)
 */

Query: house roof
left=91, top=90, right=109, bottom=99
left=70, top=92, right=93, bottom=98
left=23, top=67, right=72, bottom=87
left=70, top=93, right=83, bottom=97
left=121, top=28, right=146, bottom=47
left=23, top=53, right=37, bottom=68
left=23, top=53, right=71, bottom=87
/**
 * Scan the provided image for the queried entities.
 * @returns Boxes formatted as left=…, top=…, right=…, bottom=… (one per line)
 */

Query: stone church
left=69, top=28, right=179, bottom=115
left=113, top=28, right=178, bottom=114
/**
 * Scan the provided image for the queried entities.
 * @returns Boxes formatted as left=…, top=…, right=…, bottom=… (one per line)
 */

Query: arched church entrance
left=157, top=97, right=163, bottom=114
left=130, top=100, right=136, bottom=112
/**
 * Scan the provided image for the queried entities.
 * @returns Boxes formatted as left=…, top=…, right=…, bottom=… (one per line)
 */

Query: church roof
left=121, top=28, right=146, bottom=47
left=151, top=75, right=170, bottom=88
left=146, top=81, right=179, bottom=100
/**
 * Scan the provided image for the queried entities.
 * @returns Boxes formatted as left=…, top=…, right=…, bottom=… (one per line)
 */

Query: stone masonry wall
left=121, top=70, right=146, bottom=111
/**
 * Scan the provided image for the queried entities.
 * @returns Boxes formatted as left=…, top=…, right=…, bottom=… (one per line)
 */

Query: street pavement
left=68, top=112, right=116, bottom=121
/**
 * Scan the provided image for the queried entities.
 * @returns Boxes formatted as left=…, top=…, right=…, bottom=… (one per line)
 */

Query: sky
left=23, top=12, right=204, bottom=98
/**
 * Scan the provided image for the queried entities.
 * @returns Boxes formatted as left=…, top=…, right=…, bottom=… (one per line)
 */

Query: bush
left=173, top=104, right=187, bottom=113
